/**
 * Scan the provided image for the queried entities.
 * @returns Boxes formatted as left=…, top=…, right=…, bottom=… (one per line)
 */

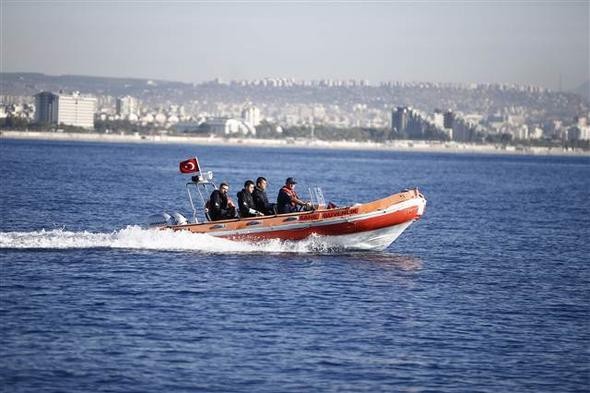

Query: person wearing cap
left=277, top=177, right=312, bottom=214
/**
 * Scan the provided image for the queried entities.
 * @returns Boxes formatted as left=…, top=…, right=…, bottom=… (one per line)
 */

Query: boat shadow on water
left=346, top=252, right=423, bottom=271
left=258, top=250, right=424, bottom=272
left=326, top=252, right=423, bottom=271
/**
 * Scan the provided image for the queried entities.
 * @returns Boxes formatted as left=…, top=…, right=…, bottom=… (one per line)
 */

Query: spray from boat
left=0, top=226, right=370, bottom=254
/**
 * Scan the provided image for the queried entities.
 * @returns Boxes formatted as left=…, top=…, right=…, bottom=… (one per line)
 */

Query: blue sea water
left=1, top=138, right=589, bottom=393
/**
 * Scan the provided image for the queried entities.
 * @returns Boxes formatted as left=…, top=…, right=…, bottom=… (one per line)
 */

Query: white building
left=566, top=117, right=590, bottom=141
left=34, top=91, right=96, bottom=129
left=241, top=105, right=261, bottom=128
left=514, top=124, right=529, bottom=140
left=154, top=113, right=167, bottom=124
left=206, top=117, right=256, bottom=136
left=576, top=117, right=590, bottom=140
left=529, top=127, right=544, bottom=140
left=116, top=95, right=139, bottom=119
left=432, top=111, right=445, bottom=129
left=141, top=113, right=154, bottom=125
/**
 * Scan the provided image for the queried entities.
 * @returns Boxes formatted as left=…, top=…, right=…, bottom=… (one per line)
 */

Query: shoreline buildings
left=34, top=91, right=96, bottom=129
left=3, top=75, right=583, bottom=143
left=116, top=95, right=140, bottom=121
left=241, top=105, right=261, bottom=128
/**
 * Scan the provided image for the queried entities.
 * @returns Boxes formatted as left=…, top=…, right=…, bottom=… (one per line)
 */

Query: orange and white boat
left=149, top=157, right=427, bottom=251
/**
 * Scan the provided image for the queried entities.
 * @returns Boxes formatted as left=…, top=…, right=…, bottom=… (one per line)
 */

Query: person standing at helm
left=277, top=177, right=312, bottom=214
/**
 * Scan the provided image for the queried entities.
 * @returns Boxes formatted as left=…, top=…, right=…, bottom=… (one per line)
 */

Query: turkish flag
left=179, top=157, right=200, bottom=173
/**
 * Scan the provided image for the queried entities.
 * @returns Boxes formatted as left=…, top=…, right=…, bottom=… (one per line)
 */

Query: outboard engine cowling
left=146, top=212, right=173, bottom=227
left=172, top=212, right=188, bottom=226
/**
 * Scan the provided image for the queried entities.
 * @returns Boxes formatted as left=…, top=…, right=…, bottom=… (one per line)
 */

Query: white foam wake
left=0, top=226, right=340, bottom=254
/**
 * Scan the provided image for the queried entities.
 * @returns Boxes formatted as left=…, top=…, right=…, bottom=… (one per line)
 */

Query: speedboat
left=148, top=157, right=427, bottom=251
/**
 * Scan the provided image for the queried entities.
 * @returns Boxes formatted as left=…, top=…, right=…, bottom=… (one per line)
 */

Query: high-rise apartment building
left=34, top=91, right=96, bottom=129
left=391, top=106, right=409, bottom=133
left=443, top=110, right=454, bottom=130
left=34, top=92, right=59, bottom=125
left=241, top=105, right=261, bottom=128
left=391, top=106, right=425, bottom=138
left=116, top=95, right=140, bottom=118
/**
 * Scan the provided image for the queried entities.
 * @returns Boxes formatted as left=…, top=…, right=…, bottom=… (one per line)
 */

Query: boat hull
left=167, top=189, right=426, bottom=251
left=309, top=220, right=416, bottom=251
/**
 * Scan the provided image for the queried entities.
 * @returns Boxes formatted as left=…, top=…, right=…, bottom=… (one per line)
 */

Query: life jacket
left=280, top=186, right=298, bottom=206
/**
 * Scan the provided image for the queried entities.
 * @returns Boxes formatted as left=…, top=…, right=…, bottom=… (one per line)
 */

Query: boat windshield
left=308, top=186, right=326, bottom=209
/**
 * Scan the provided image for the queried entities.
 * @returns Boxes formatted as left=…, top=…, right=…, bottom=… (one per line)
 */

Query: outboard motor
left=146, top=212, right=174, bottom=227
left=172, top=212, right=188, bottom=226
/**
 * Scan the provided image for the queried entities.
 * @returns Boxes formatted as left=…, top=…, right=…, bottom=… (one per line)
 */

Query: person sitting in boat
left=208, top=182, right=236, bottom=221
left=277, top=177, right=312, bottom=214
left=252, top=176, right=276, bottom=215
left=237, top=180, right=263, bottom=218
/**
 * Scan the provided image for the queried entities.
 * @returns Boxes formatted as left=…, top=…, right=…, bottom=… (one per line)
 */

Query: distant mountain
left=572, top=80, right=590, bottom=103
left=0, top=72, right=191, bottom=99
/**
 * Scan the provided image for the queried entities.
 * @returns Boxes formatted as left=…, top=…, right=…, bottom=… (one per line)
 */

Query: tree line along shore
left=2, top=130, right=588, bottom=157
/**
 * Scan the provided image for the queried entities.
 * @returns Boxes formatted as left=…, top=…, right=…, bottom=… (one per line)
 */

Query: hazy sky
left=2, top=1, right=589, bottom=89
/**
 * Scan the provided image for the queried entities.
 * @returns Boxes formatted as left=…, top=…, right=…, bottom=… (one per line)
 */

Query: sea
left=1, top=138, right=589, bottom=393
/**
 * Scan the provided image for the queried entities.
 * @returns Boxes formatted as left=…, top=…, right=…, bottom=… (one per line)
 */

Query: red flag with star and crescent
left=179, top=157, right=200, bottom=174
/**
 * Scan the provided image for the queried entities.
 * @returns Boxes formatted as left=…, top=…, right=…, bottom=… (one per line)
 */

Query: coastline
left=1, top=130, right=588, bottom=157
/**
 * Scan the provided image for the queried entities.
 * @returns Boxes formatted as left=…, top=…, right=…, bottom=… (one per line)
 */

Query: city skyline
left=2, top=1, right=589, bottom=91
left=3, top=71, right=588, bottom=144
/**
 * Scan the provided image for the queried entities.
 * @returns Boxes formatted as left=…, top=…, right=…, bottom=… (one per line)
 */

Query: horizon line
left=3, top=70, right=587, bottom=92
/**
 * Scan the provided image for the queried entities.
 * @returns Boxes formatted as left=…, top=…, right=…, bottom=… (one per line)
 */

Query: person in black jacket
left=208, top=182, right=236, bottom=221
left=237, top=180, right=262, bottom=218
left=252, top=177, right=276, bottom=215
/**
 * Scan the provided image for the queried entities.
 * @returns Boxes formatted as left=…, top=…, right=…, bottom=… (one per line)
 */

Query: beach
left=1, top=130, right=587, bottom=156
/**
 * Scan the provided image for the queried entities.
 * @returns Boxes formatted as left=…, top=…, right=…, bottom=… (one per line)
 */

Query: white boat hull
left=318, top=220, right=415, bottom=251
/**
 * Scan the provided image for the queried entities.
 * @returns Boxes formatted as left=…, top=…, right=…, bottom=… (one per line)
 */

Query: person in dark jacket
left=277, top=177, right=312, bottom=214
left=237, top=180, right=262, bottom=218
left=252, top=177, right=275, bottom=215
left=208, top=182, right=236, bottom=221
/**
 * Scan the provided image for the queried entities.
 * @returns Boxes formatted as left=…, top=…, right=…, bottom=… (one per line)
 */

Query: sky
left=1, top=1, right=589, bottom=90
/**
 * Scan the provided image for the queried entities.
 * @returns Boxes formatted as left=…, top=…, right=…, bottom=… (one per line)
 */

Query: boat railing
left=186, top=171, right=217, bottom=224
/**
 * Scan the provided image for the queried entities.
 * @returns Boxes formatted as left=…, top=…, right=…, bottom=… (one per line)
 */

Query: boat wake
left=0, top=226, right=349, bottom=254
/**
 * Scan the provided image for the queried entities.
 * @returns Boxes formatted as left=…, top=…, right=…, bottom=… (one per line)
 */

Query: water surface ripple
left=1, top=139, right=589, bottom=392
